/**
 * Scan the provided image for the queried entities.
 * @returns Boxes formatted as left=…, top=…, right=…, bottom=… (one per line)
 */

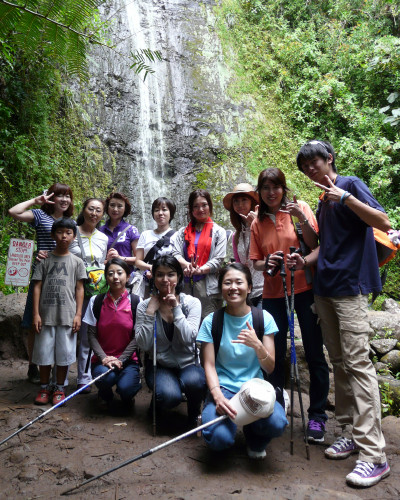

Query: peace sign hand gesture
left=314, top=176, right=346, bottom=203
left=34, top=192, right=55, bottom=206
left=163, top=282, right=178, bottom=308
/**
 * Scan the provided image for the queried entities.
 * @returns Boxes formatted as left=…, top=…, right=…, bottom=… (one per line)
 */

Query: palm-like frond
left=0, top=0, right=163, bottom=80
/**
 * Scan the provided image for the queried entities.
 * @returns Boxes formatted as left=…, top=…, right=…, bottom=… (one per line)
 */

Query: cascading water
left=125, top=2, right=168, bottom=228
left=85, top=0, right=250, bottom=232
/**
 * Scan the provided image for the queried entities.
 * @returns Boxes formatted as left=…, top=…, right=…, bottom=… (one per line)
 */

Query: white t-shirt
left=136, top=229, right=174, bottom=259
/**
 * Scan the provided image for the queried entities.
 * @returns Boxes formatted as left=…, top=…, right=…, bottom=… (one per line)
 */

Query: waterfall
left=85, top=0, right=249, bottom=232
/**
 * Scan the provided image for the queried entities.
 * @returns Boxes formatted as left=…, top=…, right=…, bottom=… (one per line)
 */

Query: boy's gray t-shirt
left=32, top=253, right=87, bottom=326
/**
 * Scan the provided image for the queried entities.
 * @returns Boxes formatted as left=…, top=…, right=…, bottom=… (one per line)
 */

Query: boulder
left=0, top=292, right=28, bottom=360
left=380, top=350, right=400, bottom=373
left=370, top=338, right=398, bottom=355
left=368, top=310, right=400, bottom=341
left=381, top=298, right=400, bottom=314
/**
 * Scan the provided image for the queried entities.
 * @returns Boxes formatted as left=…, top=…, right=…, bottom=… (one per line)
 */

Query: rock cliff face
left=83, top=0, right=253, bottom=230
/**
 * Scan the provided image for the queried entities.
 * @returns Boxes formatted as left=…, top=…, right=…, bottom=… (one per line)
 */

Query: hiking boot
left=27, top=364, right=40, bottom=384
left=307, top=419, right=325, bottom=443
left=346, top=460, right=390, bottom=487
left=34, top=388, right=51, bottom=405
left=52, top=390, right=66, bottom=406
left=325, top=437, right=358, bottom=459
left=247, top=447, right=266, bottom=460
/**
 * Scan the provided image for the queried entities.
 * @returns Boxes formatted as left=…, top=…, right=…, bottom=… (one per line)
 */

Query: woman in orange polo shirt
left=250, top=167, right=329, bottom=444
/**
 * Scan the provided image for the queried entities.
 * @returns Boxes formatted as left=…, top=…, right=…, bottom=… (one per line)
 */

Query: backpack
left=93, top=292, right=141, bottom=323
left=211, top=306, right=264, bottom=359
left=373, top=228, right=398, bottom=267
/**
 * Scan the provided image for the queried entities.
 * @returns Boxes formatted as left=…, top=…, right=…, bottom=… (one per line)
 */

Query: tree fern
left=0, top=0, right=163, bottom=80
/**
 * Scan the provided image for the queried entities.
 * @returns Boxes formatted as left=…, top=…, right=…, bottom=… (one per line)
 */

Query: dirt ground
left=0, top=359, right=399, bottom=500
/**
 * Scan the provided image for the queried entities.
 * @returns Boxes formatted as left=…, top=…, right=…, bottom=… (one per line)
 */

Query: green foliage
left=379, top=381, right=395, bottom=417
left=216, top=0, right=400, bottom=297
left=0, top=0, right=104, bottom=79
left=130, top=49, right=163, bottom=81
left=0, top=49, right=113, bottom=294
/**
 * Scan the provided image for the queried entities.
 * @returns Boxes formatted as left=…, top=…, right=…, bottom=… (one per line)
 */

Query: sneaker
left=325, top=437, right=358, bottom=459
left=77, top=383, right=91, bottom=394
left=34, top=389, right=51, bottom=405
left=307, top=419, right=325, bottom=443
left=346, top=460, right=390, bottom=487
left=27, top=364, right=40, bottom=384
left=247, top=447, right=266, bottom=460
left=52, top=390, right=66, bottom=406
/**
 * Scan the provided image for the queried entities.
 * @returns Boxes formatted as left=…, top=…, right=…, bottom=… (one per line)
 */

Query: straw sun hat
left=229, top=378, right=276, bottom=426
left=222, top=183, right=259, bottom=211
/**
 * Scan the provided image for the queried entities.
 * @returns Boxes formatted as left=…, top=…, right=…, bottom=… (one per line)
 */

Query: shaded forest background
left=0, top=0, right=399, bottom=299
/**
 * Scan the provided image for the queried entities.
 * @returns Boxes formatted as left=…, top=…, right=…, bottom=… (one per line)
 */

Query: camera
left=266, top=251, right=284, bottom=277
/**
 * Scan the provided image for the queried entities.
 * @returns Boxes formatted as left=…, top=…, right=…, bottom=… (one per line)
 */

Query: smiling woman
left=99, top=192, right=140, bottom=274
left=171, top=190, right=227, bottom=319
left=70, top=198, right=108, bottom=392
left=197, top=262, right=287, bottom=459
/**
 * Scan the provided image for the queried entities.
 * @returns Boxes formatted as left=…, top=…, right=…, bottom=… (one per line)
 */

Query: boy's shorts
left=32, top=326, right=77, bottom=366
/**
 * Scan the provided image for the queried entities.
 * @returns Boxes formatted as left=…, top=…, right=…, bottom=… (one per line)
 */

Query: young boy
left=32, top=217, right=86, bottom=405
left=288, top=140, right=391, bottom=487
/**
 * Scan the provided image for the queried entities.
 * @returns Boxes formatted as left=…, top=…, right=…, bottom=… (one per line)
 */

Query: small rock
left=374, top=361, right=391, bottom=375
left=18, top=465, right=39, bottom=481
left=380, top=350, right=400, bottom=372
left=9, top=450, right=26, bottom=464
left=370, top=338, right=398, bottom=355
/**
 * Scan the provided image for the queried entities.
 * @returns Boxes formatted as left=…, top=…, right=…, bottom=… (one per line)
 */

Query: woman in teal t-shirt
left=197, top=262, right=287, bottom=460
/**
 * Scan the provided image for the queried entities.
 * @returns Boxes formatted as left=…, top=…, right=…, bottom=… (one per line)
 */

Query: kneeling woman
left=197, top=263, right=287, bottom=459
left=84, top=258, right=142, bottom=407
left=135, top=255, right=206, bottom=426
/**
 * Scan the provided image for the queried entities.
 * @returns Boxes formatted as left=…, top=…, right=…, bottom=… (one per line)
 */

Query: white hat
left=229, top=378, right=276, bottom=426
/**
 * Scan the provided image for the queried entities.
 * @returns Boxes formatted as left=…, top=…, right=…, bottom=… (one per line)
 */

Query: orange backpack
left=373, top=228, right=398, bottom=267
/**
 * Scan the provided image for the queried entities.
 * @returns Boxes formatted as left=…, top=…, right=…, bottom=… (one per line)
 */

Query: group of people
left=8, top=139, right=391, bottom=488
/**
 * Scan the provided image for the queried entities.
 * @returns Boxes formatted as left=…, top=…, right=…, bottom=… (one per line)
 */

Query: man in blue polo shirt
left=288, top=140, right=391, bottom=488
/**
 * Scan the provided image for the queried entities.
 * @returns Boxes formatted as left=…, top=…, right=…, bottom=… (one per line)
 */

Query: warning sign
left=5, top=239, right=34, bottom=287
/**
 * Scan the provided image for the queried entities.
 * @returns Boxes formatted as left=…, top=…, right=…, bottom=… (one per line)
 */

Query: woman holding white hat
left=197, top=263, right=287, bottom=459
left=222, top=183, right=263, bottom=307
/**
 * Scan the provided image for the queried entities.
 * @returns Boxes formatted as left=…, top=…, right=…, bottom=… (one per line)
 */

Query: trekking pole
left=0, top=367, right=114, bottom=449
left=61, top=414, right=228, bottom=496
left=288, top=246, right=310, bottom=460
left=153, top=318, right=157, bottom=437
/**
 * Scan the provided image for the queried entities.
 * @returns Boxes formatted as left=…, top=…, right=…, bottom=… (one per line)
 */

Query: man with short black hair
left=288, top=140, right=391, bottom=488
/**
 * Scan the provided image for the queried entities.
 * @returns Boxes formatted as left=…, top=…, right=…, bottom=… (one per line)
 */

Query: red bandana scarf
left=184, top=218, right=213, bottom=267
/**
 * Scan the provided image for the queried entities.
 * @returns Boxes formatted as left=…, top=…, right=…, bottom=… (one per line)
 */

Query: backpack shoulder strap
left=251, top=306, right=264, bottom=341
left=93, top=293, right=106, bottom=321
left=130, top=293, right=141, bottom=326
left=211, top=307, right=226, bottom=359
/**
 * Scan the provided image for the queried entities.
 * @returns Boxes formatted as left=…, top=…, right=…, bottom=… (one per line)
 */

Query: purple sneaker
left=306, top=419, right=325, bottom=443
left=346, top=460, right=390, bottom=487
left=325, top=437, right=358, bottom=459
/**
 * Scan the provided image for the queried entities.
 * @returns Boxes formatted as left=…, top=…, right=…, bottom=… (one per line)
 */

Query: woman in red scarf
left=172, top=190, right=226, bottom=319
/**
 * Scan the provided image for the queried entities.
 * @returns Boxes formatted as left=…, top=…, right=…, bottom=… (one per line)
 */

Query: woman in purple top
left=99, top=192, right=140, bottom=273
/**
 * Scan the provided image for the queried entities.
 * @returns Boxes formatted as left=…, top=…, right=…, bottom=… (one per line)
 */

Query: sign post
left=5, top=239, right=34, bottom=288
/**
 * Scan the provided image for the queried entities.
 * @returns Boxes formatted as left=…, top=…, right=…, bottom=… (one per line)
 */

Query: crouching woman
left=84, top=258, right=142, bottom=408
left=197, top=263, right=288, bottom=459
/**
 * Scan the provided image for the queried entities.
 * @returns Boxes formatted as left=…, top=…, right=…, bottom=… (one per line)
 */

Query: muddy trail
left=0, top=359, right=399, bottom=500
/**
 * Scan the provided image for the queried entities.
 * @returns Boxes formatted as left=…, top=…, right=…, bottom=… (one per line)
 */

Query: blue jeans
left=262, top=289, right=329, bottom=421
left=202, top=387, right=288, bottom=452
left=145, top=362, right=206, bottom=418
left=92, top=362, right=141, bottom=402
